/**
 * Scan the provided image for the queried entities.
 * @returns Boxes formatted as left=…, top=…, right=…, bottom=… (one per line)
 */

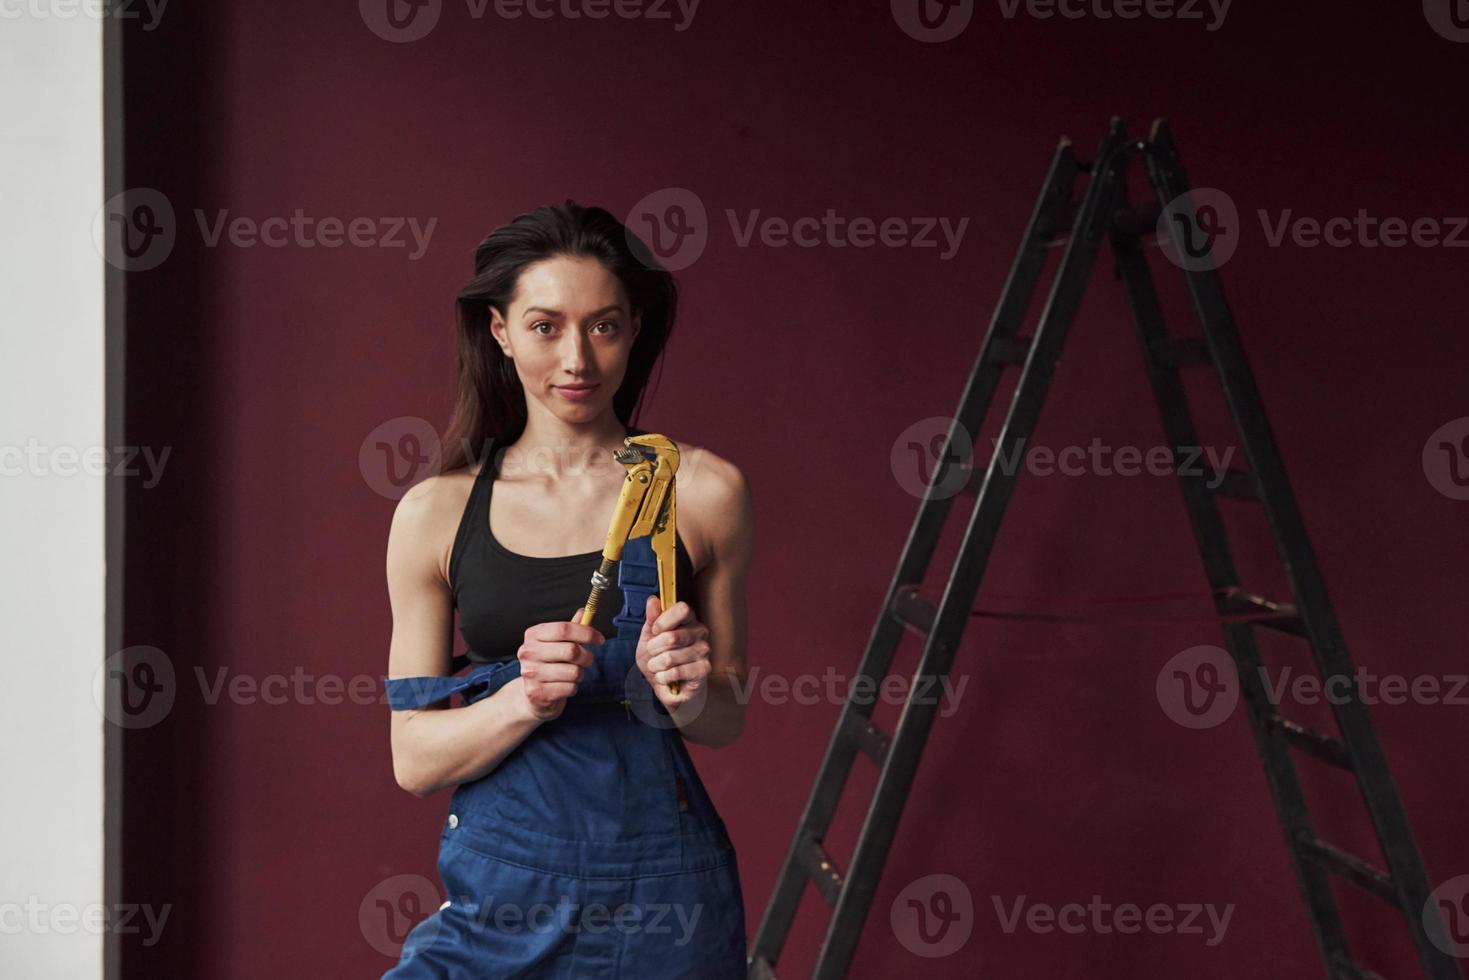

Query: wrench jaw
left=581, top=433, right=686, bottom=696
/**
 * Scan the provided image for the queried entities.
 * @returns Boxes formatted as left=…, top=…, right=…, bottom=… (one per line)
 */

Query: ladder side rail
left=810, top=120, right=1135, bottom=980
left=1144, top=120, right=1461, bottom=980
left=1112, top=220, right=1354, bottom=971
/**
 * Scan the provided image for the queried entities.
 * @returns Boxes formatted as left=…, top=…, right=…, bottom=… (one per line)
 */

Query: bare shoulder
left=674, top=442, right=754, bottom=573
left=387, top=468, right=476, bottom=585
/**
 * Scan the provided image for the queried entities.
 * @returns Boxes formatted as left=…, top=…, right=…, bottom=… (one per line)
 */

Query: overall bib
left=383, top=453, right=747, bottom=979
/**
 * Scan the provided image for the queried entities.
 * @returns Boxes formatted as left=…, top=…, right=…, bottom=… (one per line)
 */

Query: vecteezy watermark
left=0, top=441, right=171, bottom=486
left=0, top=898, right=171, bottom=947
left=623, top=188, right=970, bottom=271
left=1156, top=646, right=1469, bottom=730
left=892, top=874, right=974, bottom=957
left=992, top=894, right=1234, bottom=946
left=0, top=0, right=168, bottom=29
left=1425, top=874, right=1469, bottom=957
left=891, top=0, right=975, bottom=42
left=725, top=209, right=969, bottom=261
left=995, top=0, right=1231, bottom=30
left=1423, top=417, right=1469, bottom=501
left=1156, top=188, right=1469, bottom=270
left=93, top=188, right=438, bottom=271
left=1156, top=187, right=1241, bottom=271
left=359, top=0, right=701, bottom=43
left=93, top=645, right=486, bottom=729
left=361, top=874, right=445, bottom=957
left=442, top=894, right=705, bottom=945
left=1423, top=0, right=1469, bottom=43
left=360, top=416, right=443, bottom=500
left=731, top=667, right=969, bottom=716
left=1257, top=210, right=1469, bottom=250
left=889, top=416, right=1238, bottom=500
left=1156, top=645, right=1239, bottom=729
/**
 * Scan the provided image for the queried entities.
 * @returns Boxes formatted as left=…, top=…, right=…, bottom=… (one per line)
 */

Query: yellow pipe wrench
left=578, top=433, right=684, bottom=695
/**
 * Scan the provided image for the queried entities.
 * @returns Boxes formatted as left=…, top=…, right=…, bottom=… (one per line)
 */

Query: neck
left=502, top=409, right=631, bottom=482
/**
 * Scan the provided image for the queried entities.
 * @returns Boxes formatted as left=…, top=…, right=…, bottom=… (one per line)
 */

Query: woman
left=382, top=201, right=753, bottom=978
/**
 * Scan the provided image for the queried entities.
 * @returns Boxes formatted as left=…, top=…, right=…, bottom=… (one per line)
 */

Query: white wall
left=0, top=7, right=107, bottom=979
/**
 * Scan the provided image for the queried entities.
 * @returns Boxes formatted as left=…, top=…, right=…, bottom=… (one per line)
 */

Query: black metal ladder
left=747, top=118, right=1460, bottom=980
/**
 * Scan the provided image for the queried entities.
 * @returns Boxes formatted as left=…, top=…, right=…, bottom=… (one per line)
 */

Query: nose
left=560, top=328, right=594, bottom=375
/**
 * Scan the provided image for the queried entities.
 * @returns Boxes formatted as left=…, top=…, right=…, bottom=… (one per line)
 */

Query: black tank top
left=448, top=427, right=698, bottom=666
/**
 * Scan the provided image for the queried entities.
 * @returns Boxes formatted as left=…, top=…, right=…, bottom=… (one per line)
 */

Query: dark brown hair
left=435, top=200, right=679, bottom=473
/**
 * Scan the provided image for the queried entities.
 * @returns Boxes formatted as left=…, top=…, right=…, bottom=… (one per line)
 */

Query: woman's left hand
left=636, top=595, right=712, bottom=709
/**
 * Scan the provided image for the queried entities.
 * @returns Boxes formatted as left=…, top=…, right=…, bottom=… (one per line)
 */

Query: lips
left=554, top=383, right=600, bottom=401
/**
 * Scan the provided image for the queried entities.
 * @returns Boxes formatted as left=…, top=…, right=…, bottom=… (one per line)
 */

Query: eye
left=531, top=321, right=554, bottom=335
left=592, top=320, right=618, bottom=334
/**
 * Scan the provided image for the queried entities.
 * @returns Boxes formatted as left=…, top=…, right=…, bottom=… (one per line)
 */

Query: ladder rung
left=1157, top=336, right=1211, bottom=368
left=986, top=334, right=1034, bottom=365
left=797, top=834, right=846, bottom=907
left=889, top=585, right=935, bottom=638
left=1267, top=714, right=1354, bottom=771
left=1210, top=468, right=1258, bottom=500
left=1297, top=835, right=1398, bottom=905
left=841, top=710, right=891, bottom=765
left=1218, top=588, right=1306, bottom=637
left=748, top=955, right=779, bottom=980
left=1330, top=954, right=1387, bottom=980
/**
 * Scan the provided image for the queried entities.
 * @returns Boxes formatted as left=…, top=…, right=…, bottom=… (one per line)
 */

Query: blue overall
left=383, top=533, right=747, bottom=978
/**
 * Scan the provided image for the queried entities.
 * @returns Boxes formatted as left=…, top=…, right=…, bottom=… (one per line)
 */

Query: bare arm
left=386, top=477, right=598, bottom=797
left=642, top=457, right=754, bottom=748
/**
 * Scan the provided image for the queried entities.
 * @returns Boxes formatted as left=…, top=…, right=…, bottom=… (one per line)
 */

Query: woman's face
left=491, top=254, right=641, bottom=426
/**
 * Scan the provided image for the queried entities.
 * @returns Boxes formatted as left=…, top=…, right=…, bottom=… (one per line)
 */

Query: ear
left=630, top=310, right=642, bottom=342
left=488, top=305, right=512, bottom=356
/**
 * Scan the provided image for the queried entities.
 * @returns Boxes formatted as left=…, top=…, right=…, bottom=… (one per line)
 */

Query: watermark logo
left=360, top=0, right=443, bottom=42
left=0, top=441, right=171, bottom=486
left=995, top=0, right=1231, bottom=31
left=0, top=898, right=171, bottom=946
left=626, top=188, right=708, bottom=272
left=360, top=416, right=442, bottom=500
left=93, top=645, right=176, bottom=730
left=1156, top=645, right=1238, bottom=729
left=1423, top=0, right=1469, bottom=42
left=1157, top=187, right=1240, bottom=271
left=1423, top=417, right=1469, bottom=500
left=94, top=188, right=176, bottom=272
left=93, top=189, right=437, bottom=270
left=0, top=0, right=168, bottom=29
left=892, top=0, right=974, bottom=42
left=993, top=894, right=1234, bottom=945
left=892, top=874, right=974, bottom=957
left=361, top=874, right=445, bottom=957
left=891, top=417, right=975, bottom=499
left=1425, top=874, right=1469, bottom=956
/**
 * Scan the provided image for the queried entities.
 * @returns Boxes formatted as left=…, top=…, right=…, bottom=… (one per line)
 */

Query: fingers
left=650, top=655, right=712, bottom=690
left=650, top=598, right=693, bottom=635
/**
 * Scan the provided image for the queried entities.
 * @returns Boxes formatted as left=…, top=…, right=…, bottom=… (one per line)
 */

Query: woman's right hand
left=515, top=606, right=602, bottom=721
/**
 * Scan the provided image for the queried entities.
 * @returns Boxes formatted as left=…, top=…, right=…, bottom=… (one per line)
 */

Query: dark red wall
left=120, top=2, right=1469, bottom=977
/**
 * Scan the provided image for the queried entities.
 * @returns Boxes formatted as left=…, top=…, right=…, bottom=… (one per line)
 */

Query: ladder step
left=1330, top=955, right=1388, bottom=980
left=748, top=955, right=779, bottom=980
left=1297, top=835, right=1398, bottom=905
left=890, top=585, right=935, bottom=638
left=1218, top=587, right=1306, bottom=637
left=841, top=709, right=892, bottom=765
left=1267, top=713, right=1354, bottom=771
left=986, top=334, right=1034, bottom=365
left=797, top=834, right=846, bottom=907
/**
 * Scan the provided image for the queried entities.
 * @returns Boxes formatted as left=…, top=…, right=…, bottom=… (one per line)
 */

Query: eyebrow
left=521, top=304, right=626, bottom=320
